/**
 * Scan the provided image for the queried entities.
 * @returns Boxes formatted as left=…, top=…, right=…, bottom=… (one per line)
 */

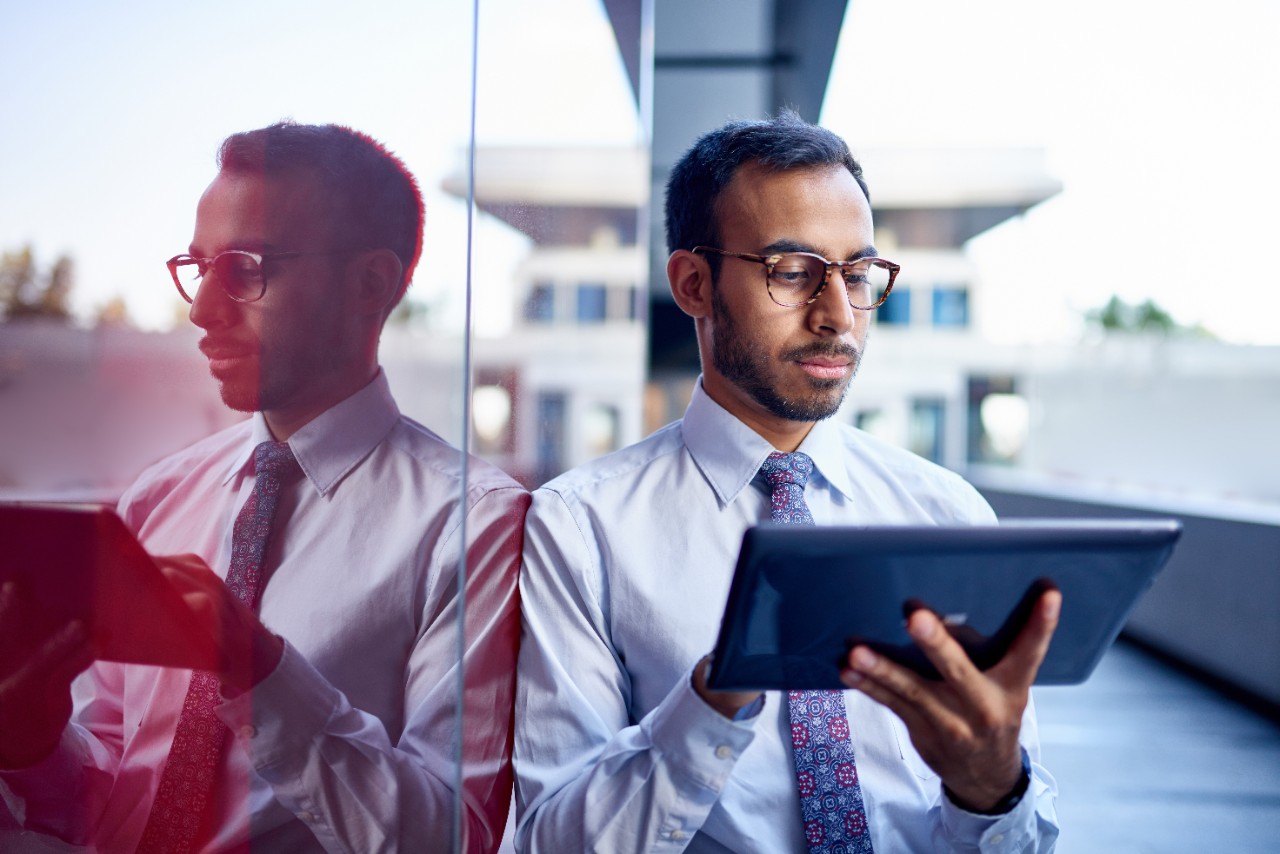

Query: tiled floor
left=1034, top=640, right=1280, bottom=853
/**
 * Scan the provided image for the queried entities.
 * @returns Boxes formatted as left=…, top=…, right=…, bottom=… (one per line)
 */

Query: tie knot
left=760, top=451, right=814, bottom=489
left=253, top=441, right=298, bottom=478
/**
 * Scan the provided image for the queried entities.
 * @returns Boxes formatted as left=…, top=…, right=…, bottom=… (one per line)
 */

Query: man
left=514, top=112, right=1061, bottom=852
left=0, top=122, right=527, bottom=852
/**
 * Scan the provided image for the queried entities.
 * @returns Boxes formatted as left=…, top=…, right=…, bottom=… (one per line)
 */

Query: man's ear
left=351, top=249, right=404, bottom=317
left=668, top=250, right=713, bottom=319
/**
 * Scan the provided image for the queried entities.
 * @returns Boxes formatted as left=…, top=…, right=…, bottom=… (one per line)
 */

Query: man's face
left=187, top=170, right=361, bottom=420
left=701, top=162, right=875, bottom=434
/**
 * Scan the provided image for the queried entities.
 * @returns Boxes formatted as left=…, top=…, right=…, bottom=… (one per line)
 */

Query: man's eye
left=772, top=268, right=811, bottom=283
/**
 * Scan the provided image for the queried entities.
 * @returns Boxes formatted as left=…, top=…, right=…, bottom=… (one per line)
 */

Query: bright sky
left=825, top=0, right=1280, bottom=344
left=0, top=0, right=636, bottom=333
left=2, top=0, right=1276, bottom=343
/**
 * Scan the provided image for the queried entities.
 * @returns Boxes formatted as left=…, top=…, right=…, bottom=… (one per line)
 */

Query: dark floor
left=1034, top=640, right=1280, bottom=853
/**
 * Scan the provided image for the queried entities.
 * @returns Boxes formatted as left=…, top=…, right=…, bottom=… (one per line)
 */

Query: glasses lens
left=766, top=254, right=825, bottom=306
left=211, top=252, right=266, bottom=302
left=843, top=259, right=892, bottom=309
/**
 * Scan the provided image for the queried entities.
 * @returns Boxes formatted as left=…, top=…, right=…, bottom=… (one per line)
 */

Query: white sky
left=825, top=0, right=1280, bottom=344
left=2, top=0, right=1276, bottom=343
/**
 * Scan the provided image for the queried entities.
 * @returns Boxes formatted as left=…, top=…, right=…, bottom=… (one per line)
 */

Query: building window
left=576, top=283, right=608, bottom=323
left=582, top=403, right=620, bottom=457
left=967, top=376, right=1028, bottom=465
left=877, top=286, right=910, bottom=326
left=524, top=282, right=555, bottom=323
left=932, top=287, right=969, bottom=327
left=909, top=398, right=946, bottom=464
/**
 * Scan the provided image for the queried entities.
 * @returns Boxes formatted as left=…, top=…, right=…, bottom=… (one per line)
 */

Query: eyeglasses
left=166, top=249, right=347, bottom=304
left=693, top=246, right=899, bottom=310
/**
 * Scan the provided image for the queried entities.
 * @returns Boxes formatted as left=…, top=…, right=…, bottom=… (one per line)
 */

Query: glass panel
left=1, top=3, right=482, bottom=849
left=469, top=0, right=650, bottom=494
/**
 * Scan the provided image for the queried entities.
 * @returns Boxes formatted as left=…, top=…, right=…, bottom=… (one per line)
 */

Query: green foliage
left=1086, top=295, right=1207, bottom=337
left=0, top=245, right=74, bottom=323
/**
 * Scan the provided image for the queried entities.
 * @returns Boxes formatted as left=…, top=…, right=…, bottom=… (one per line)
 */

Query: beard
left=710, top=285, right=861, bottom=422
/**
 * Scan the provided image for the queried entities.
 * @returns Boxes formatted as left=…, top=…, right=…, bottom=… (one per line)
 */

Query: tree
left=1086, top=295, right=1195, bottom=336
left=0, top=245, right=74, bottom=323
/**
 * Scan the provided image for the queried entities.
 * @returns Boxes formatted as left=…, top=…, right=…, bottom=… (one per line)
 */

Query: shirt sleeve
left=216, top=484, right=529, bottom=854
left=0, top=483, right=154, bottom=844
left=0, top=665, right=124, bottom=843
left=936, top=746, right=1060, bottom=853
left=514, top=488, right=758, bottom=852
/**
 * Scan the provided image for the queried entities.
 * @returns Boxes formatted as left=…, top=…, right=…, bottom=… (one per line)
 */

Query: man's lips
left=796, top=357, right=851, bottom=379
left=199, top=339, right=255, bottom=363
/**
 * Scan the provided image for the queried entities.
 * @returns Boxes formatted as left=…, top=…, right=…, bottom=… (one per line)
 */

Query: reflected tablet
left=707, top=519, right=1182, bottom=690
left=0, top=503, right=221, bottom=670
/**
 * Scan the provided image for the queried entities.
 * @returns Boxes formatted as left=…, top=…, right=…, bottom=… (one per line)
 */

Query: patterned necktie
left=760, top=451, right=874, bottom=854
left=137, top=441, right=299, bottom=853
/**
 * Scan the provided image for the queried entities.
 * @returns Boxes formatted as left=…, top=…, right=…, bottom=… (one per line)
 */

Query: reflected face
left=187, top=170, right=358, bottom=417
left=702, top=163, right=875, bottom=427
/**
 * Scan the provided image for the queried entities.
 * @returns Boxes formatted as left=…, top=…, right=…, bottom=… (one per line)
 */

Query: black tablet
left=0, top=502, right=222, bottom=670
left=706, top=519, right=1182, bottom=690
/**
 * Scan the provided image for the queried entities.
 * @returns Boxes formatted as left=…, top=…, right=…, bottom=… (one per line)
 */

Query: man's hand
left=691, top=654, right=762, bottom=720
left=0, top=582, right=94, bottom=770
left=840, top=588, right=1061, bottom=812
left=156, top=555, right=284, bottom=694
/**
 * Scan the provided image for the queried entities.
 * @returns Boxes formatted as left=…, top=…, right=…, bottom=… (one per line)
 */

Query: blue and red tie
left=760, top=451, right=874, bottom=854
left=137, top=441, right=298, bottom=853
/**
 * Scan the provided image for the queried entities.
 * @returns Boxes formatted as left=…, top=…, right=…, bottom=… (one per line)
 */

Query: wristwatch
left=945, top=749, right=1032, bottom=816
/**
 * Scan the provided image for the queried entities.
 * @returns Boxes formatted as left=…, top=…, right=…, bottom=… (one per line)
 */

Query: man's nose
left=807, top=266, right=856, bottom=335
left=188, top=275, right=237, bottom=330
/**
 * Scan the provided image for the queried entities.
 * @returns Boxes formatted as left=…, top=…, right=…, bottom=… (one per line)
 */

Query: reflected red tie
left=136, top=441, right=298, bottom=853
left=760, top=451, right=874, bottom=854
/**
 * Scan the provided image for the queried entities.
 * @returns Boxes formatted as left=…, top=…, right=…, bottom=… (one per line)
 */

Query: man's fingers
left=4, top=620, right=92, bottom=695
left=841, top=644, right=955, bottom=725
left=902, top=607, right=996, bottom=709
left=992, top=589, right=1062, bottom=688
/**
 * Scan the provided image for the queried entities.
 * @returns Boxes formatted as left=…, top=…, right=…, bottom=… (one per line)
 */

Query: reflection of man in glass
left=0, top=122, right=527, bottom=852
left=516, top=112, right=1061, bottom=852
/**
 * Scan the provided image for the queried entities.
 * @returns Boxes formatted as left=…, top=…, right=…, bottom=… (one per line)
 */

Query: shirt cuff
left=939, top=749, right=1042, bottom=852
left=641, top=667, right=760, bottom=794
left=214, top=639, right=338, bottom=771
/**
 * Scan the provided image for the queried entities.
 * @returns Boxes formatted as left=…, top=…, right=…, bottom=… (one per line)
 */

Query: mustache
left=781, top=342, right=861, bottom=362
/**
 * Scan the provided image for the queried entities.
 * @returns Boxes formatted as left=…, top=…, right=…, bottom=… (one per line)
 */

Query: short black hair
left=218, top=121, right=424, bottom=304
left=664, top=109, right=868, bottom=260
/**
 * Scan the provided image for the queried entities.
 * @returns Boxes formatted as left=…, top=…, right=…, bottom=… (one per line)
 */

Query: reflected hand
left=840, top=588, right=1061, bottom=811
left=0, top=582, right=94, bottom=769
left=156, top=555, right=284, bottom=693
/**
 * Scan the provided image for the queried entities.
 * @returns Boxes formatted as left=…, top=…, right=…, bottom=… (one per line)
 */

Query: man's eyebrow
left=761, top=239, right=878, bottom=261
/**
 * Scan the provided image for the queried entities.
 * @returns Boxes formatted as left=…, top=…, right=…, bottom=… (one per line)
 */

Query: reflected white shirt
left=1, top=371, right=528, bottom=853
left=515, top=380, right=1058, bottom=853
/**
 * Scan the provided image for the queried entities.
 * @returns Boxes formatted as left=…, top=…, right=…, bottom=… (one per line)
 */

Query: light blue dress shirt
left=515, top=380, right=1059, bottom=853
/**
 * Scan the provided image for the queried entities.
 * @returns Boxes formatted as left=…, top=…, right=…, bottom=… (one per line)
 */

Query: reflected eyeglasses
left=166, top=249, right=348, bottom=304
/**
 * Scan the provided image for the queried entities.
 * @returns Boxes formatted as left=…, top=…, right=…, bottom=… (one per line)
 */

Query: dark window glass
left=877, top=287, right=910, bottom=326
left=932, top=287, right=969, bottom=327
left=576, top=284, right=608, bottom=323
left=524, top=282, right=555, bottom=323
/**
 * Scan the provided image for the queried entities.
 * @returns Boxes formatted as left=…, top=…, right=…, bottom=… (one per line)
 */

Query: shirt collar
left=220, top=370, right=401, bottom=496
left=681, top=377, right=855, bottom=505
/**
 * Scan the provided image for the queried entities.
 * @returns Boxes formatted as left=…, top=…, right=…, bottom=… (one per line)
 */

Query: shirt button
left=238, top=725, right=257, bottom=739
left=298, top=810, right=315, bottom=823
left=714, top=745, right=733, bottom=760
left=670, top=830, right=686, bottom=841
left=990, top=833, right=1005, bottom=845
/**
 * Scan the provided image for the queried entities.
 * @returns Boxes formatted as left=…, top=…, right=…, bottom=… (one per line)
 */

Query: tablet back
left=0, top=502, right=222, bottom=670
left=708, top=519, right=1182, bottom=689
